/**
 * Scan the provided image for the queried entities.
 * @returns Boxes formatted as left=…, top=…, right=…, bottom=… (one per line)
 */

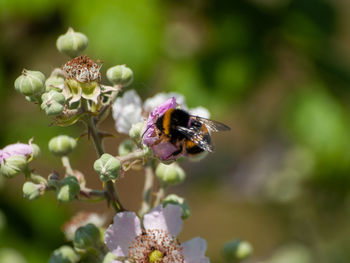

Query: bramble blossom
left=105, top=204, right=209, bottom=263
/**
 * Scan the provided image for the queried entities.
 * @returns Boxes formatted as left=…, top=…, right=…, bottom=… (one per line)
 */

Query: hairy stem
left=61, top=156, right=74, bottom=177
left=154, top=184, right=167, bottom=207
left=85, top=115, right=124, bottom=212
left=139, top=164, right=155, bottom=216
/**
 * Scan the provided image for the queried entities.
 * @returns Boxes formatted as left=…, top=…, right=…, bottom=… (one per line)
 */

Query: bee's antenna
left=141, top=125, right=152, bottom=139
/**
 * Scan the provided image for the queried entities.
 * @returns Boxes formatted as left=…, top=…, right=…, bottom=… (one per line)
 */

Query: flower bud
left=49, top=135, right=77, bottom=157
left=129, top=122, right=145, bottom=140
left=45, top=75, right=65, bottom=92
left=56, top=176, right=80, bottom=203
left=56, top=28, right=88, bottom=57
left=155, top=163, right=185, bottom=185
left=93, top=154, right=121, bottom=182
left=14, top=69, right=45, bottom=97
left=103, top=252, right=118, bottom=263
left=118, top=139, right=137, bottom=156
left=0, top=248, right=26, bottom=263
left=41, top=90, right=66, bottom=116
left=106, top=65, right=133, bottom=87
left=0, top=155, right=27, bottom=178
left=30, top=143, right=40, bottom=160
left=73, top=223, right=101, bottom=250
left=222, top=239, right=253, bottom=262
left=49, top=245, right=80, bottom=263
left=163, top=194, right=191, bottom=219
left=23, top=182, right=43, bottom=200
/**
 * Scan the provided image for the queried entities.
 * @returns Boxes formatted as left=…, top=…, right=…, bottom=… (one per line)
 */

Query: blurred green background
left=1, top=0, right=350, bottom=262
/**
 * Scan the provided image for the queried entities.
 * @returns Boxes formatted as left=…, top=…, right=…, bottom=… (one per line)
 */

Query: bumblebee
left=154, top=108, right=230, bottom=157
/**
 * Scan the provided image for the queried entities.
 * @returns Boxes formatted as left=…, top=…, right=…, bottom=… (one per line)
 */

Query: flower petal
left=1, top=143, right=32, bottom=162
left=112, top=90, right=143, bottom=134
left=143, top=92, right=186, bottom=114
left=183, top=237, right=210, bottom=263
left=143, top=204, right=183, bottom=237
left=151, top=142, right=181, bottom=161
left=105, top=212, right=142, bottom=257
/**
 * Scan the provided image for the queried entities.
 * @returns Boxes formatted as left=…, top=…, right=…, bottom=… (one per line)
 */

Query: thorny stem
left=85, top=115, right=125, bottom=212
left=139, top=164, right=155, bottom=216
left=154, top=183, right=167, bottom=207
left=61, top=156, right=74, bottom=177
left=117, top=149, right=147, bottom=164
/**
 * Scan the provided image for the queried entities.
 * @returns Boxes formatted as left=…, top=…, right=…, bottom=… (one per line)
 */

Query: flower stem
left=154, top=183, right=167, bottom=207
left=85, top=115, right=124, bottom=212
left=139, top=164, right=155, bottom=216
left=61, top=156, right=74, bottom=177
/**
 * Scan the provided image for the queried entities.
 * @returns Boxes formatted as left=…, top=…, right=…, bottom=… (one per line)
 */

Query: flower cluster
left=0, top=27, right=251, bottom=263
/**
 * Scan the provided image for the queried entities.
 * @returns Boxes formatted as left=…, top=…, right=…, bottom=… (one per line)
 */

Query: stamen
left=128, top=229, right=184, bottom=263
left=63, top=55, right=102, bottom=83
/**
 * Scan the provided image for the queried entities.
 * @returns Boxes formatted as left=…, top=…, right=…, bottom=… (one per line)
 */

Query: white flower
left=112, top=90, right=143, bottom=134
left=105, top=204, right=209, bottom=263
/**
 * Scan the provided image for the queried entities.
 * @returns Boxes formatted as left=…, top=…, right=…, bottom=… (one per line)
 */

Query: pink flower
left=105, top=205, right=209, bottom=263
left=142, top=97, right=183, bottom=161
left=0, top=143, right=33, bottom=163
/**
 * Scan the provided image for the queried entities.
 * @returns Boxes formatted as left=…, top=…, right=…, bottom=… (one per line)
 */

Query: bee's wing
left=192, top=116, right=231, bottom=132
left=176, top=126, right=215, bottom=152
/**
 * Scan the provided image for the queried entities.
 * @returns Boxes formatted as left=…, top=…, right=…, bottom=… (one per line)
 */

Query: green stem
left=154, top=183, right=167, bottom=207
left=139, top=164, right=155, bottom=216
left=61, top=156, right=74, bottom=176
left=85, top=115, right=124, bottom=212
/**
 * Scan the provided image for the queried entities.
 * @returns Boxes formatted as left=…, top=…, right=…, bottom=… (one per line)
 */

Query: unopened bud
left=0, top=155, right=27, bottom=178
left=129, top=122, right=145, bottom=140
left=163, top=194, right=190, bottom=219
left=56, top=28, right=88, bottom=57
left=155, top=163, right=185, bottom=185
left=56, top=176, right=80, bottom=202
left=23, top=181, right=43, bottom=200
left=45, top=75, right=65, bottom=92
left=41, top=90, right=65, bottom=116
left=14, top=69, right=45, bottom=97
left=93, top=154, right=121, bottom=182
left=118, top=139, right=137, bottom=156
left=30, top=143, right=40, bottom=160
left=222, top=239, right=253, bottom=262
left=49, top=135, right=77, bottom=157
left=49, top=246, right=80, bottom=263
left=103, top=252, right=118, bottom=263
left=106, top=65, right=133, bottom=87
left=73, top=223, right=101, bottom=250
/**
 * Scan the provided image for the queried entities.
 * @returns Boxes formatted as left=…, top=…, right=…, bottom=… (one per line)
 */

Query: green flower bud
left=129, top=122, right=145, bottom=140
left=73, top=223, right=101, bottom=250
left=118, top=139, right=137, bottom=156
left=155, top=163, right=185, bottom=185
left=23, top=181, right=43, bottom=200
left=0, top=155, right=27, bottom=178
left=29, top=143, right=40, bottom=160
left=93, top=154, right=121, bottom=182
left=41, top=90, right=66, bottom=116
left=49, top=135, right=77, bottom=157
left=56, top=28, right=88, bottom=57
left=45, top=75, right=65, bottom=92
left=222, top=239, right=253, bottom=262
left=56, top=176, right=80, bottom=203
left=106, top=65, right=133, bottom=87
left=103, top=252, right=118, bottom=263
left=163, top=194, right=191, bottom=219
left=0, top=248, right=26, bottom=263
left=14, top=69, right=45, bottom=97
left=49, top=245, right=80, bottom=263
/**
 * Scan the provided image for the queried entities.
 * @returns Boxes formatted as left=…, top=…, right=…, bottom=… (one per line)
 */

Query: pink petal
left=105, top=212, right=142, bottom=257
left=151, top=142, right=181, bottom=161
left=143, top=204, right=182, bottom=237
left=1, top=143, right=32, bottom=162
left=182, top=237, right=210, bottom=263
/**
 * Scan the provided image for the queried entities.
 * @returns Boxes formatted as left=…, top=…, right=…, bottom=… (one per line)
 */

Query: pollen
left=128, top=229, right=184, bottom=263
left=63, top=55, right=102, bottom=83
